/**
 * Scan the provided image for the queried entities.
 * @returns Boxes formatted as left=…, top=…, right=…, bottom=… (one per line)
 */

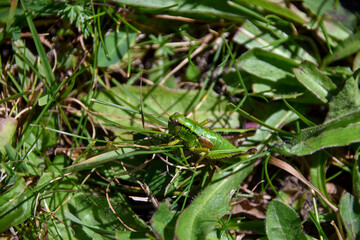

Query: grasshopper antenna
left=140, top=76, right=145, bottom=128
left=151, top=95, right=170, bottom=117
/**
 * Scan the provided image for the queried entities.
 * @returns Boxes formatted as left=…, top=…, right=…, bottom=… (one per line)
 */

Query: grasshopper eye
left=172, top=119, right=179, bottom=126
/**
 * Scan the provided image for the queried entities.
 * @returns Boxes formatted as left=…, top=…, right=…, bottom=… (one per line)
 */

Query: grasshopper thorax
left=168, top=112, right=186, bottom=136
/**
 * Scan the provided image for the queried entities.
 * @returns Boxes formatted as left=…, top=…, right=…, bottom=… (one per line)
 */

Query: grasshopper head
left=168, top=112, right=185, bottom=136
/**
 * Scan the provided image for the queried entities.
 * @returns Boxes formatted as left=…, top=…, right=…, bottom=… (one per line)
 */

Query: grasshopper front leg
left=168, top=139, right=181, bottom=146
left=168, top=139, right=211, bottom=165
left=189, top=146, right=211, bottom=165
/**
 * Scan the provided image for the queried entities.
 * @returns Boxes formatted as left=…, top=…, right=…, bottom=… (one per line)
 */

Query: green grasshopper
left=167, top=112, right=256, bottom=163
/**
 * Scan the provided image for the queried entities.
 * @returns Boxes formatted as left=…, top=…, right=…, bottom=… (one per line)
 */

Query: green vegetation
left=0, top=0, right=359, bottom=239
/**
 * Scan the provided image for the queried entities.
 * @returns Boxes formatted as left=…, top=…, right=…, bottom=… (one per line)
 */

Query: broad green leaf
left=235, top=0, right=305, bottom=24
left=354, top=52, right=360, bottom=71
left=0, top=117, right=17, bottom=154
left=0, top=177, right=35, bottom=232
left=303, top=0, right=352, bottom=46
left=322, top=32, right=360, bottom=67
left=22, top=113, right=58, bottom=152
left=151, top=202, right=177, bottom=240
left=64, top=211, right=116, bottom=239
left=144, top=160, right=173, bottom=196
left=35, top=155, right=68, bottom=190
left=266, top=199, right=307, bottom=240
left=248, top=108, right=297, bottom=143
left=15, top=151, right=44, bottom=176
left=114, top=0, right=261, bottom=21
left=91, top=85, right=242, bottom=129
left=233, top=20, right=316, bottom=64
left=207, top=229, right=239, bottom=240
left=340, top=193, right=360, bottom=240
left=185, top=65, right=201, bottom=82
left=277, top=111, right=360, bottom=156
left=115, top=231, right=150, bottom=240
left=38, top=94, right=51, bottom=106
left=4, top=145, right=40, bottom=176
left=226, top=220, right=266, bottom=235
left=175, top=162, right=253, bottom=239
left=293, top=61, right=336, bottom=103
left=303, top=0, right=357, bottom=31
left=327, top=75, right=360, bottom=120
left=322, top=66, right=353, bottom=77
left=252, top=81, right=305, bottom=99
left=42, top=171, right=147, bottom=239
left=320, top=19, right=352, bottom=43
left=37, top=168, right=79, bottom=239
left=239, top=48, right=298, bottom=82
left=66, top=193, right=149, bottom=233
left=97, top=31, right=137, bottom=67
left=303, top=0, right=337, bottom=19
left=110, top=192, right=150, bottom=232
left=238, top=48, right=310, bottom=100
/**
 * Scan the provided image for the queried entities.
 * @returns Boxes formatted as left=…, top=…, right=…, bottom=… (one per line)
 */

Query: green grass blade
left=322, top=32, right=360, bottom=67
left=282, top=99, right=316, bottom=127
left=20, top=0, right=56, bottom=87
left=65, top=149, right=169, bottom=172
